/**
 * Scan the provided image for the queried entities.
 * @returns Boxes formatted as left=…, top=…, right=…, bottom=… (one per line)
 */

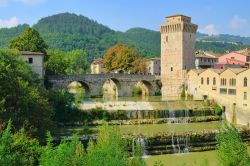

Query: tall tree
left=45, top=50, right=69, bottom=75
left=0, top=49, right=53, bottom=139
left=103, top=43, right=140, bottom=72
left=45, top=49, right=89, bottom=75
left=8, top=27, right=48, bottom=53
left=66, top=49, right=89, bottom=74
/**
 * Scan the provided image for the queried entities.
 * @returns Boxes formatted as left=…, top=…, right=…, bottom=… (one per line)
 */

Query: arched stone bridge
left=47, top=74, right=161, bottom=98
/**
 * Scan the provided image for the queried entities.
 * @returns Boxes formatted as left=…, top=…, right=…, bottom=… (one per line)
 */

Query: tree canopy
left=103, top=43, right=144, bottom=73
left=45, top=49, right=89, bottom=75
left=0, top=49, right=53, bottom=139
left=8, top=27, right=48, bottom=53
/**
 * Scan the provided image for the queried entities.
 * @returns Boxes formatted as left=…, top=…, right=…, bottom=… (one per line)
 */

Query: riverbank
left=145, top=147, right=250, bottom=166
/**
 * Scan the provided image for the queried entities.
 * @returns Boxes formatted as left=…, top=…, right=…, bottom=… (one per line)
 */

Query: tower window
left=207, top=78, right=210, bottom=85
left=166, top=36, right=168, bottom=42
left=28, top=58, right=33, bottom=64
left=171, top=67, right=173, bottom=71
left=201, top=77, right=204, bottom=85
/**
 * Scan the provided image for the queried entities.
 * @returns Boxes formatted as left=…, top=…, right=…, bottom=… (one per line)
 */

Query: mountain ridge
left=0, top=13, right=249, bottom=60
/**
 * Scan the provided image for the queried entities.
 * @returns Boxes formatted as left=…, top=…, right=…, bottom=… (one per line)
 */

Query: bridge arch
left=134, top=80, right=154, bottom=96
left=102, top=78, right=121, bottom=97
left=67, top=81, right=91, bottom=98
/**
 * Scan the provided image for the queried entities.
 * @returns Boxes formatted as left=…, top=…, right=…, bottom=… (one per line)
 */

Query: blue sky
left=0, top=0, right=250, bottom=36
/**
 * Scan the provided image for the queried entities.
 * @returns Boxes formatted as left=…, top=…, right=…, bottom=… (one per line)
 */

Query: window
left=221, top=78, right=227, bottom=86
left=201, top=77, right=204, bottom=85
left=220, top=88, right=227, bottom=95
left=244, top=77, right=248, bottom=87
left=166, top=36, right=168, bottom=42
left=207, top=77, right=210, bottom=85
left=231, top=57, right=235, bottom=60
left=229, top=78, right=236, bottom=86
left=213, top=77, right=216, bottom=85
left=171, top=67, right=173, bottom=71
left=244, top=92, right=247, bottom=100
left=28, top=58, right=33, bottom=64
left=228, top=89, right=236, bottom=95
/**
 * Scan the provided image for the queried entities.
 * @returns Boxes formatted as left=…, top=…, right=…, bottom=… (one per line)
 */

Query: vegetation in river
left=132, top=86, right=143, bottom=96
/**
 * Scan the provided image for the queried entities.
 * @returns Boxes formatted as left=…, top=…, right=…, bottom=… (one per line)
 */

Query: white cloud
left=229, top=15, right=247, bottom=29
left=199, top=24, right=218, bottom=36
left=16, top=0, right=46, bottom=5
left=0, top=0, right=8, bottom=7
left=0, top=17, right=19, bottom=28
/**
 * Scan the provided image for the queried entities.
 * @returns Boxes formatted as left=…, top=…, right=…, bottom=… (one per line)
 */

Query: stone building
left=195, top=51, right=218, bottom=69
left=91, top=58, right=106, bottom=74
left=160, top=14, right=198, bottom=98
left=146, top=58, right=161, bottom=75
left=20, top=51, right=45, bottom=79
left=187, top=68, right=250, bottom=125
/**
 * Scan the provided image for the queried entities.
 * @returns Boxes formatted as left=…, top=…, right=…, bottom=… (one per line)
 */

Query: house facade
left=146, top=58, right=161, bottom=75
left=187, top=68, right=250, bottom=125
left=91, top=58, right=106, bottom=74
left=20, top=51, right=45, bottom=79
left=215, top=52, right=249, bottom=69
left=195, top=51, right=218, bottom=69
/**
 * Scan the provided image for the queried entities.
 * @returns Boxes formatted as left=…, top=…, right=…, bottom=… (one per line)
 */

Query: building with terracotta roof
left=195, top=51, right=218, bottom=69
left=187, top=68, right=250, bottom=125
left=20, top=51, right=45, bottom=79
left=215, top=52, right=249, bottom=69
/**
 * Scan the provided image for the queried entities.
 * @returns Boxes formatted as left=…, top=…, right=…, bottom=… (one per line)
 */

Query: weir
left=55, top=98, right=242, bottom=156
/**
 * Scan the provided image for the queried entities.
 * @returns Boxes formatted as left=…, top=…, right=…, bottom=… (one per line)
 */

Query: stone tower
left=160, top=15, right=198, bottom=98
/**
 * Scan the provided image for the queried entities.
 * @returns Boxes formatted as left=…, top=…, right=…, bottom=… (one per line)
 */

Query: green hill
left=0, top=13, right=249, bottom=60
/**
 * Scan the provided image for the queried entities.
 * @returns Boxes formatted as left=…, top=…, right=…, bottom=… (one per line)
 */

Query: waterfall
left=132, top=136, right=148, bottom=158
left=167, top=101, right=190, bottom=154
left=132, top=137, right=135, bottom=158
left=138, top=136, right=148, bottom=157
left=221, top=111, right=225, bottom=121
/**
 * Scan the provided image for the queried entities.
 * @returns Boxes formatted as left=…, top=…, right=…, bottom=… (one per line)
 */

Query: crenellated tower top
left=160, top=14, right=198, bottom=34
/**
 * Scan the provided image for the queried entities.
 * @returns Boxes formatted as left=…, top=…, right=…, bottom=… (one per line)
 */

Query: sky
left=0, top=0, right=250, bottom=36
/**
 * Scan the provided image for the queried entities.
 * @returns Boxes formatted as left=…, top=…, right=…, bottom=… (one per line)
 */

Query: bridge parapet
left=47, top=74, right=161, bottom=97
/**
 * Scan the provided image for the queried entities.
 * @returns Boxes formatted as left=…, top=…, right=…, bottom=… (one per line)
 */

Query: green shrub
left=110, top=110, right=128, bottom=120
left=132, top=86, right=142, bottom=96
left=216, top=123, right=250, bottom=166
left=215, top=105, right=223, bottom=116
left=180, top=85, right=186, bottom=99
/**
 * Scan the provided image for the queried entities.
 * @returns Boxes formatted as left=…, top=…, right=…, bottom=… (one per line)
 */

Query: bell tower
left=160, top=15, right=198, bottom=98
